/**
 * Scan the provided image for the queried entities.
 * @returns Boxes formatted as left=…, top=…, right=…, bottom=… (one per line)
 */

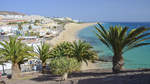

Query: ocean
left=78, top=22, right=150, bottom=69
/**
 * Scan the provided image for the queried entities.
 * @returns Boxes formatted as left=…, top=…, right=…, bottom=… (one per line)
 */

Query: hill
left=0, top=11, right=25, bottom=15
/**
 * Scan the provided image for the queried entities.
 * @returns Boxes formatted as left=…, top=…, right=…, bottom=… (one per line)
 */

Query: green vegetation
left=0, top=36, right=33, bottom=79
left=50, top=40, right=98, bottom=80
left=50, top=57, right=80, bottom=80
left=8, top=22, right=18, bottom=25
left=18, top=23, right=23, bottom=30
left=53, top=19, right=74, bottom=27
left=71, top=40, right=98, bottom=63
left=35, top=42, right=51, bottom=73
left=50, top=41, right=72, bottom=58
left=53, top=26, right=57, bottom=29
left=1, top=21, right=150, bottom=80
left=28, top=25, right=32, bottom=30
left=95, top=23, right=150, bottom=73
left=30, top=32, right=40, bottom=36
left=8, top=21, right=29, bottom=25
left=25, top=31, right=29, bottom=36
left=50, top=40, right=98, bottom=62
left=0, top=37, right=97, bottom=80
left=24, top=31, right=39, bottom=36
left=34, top=20, right=40, bottom=25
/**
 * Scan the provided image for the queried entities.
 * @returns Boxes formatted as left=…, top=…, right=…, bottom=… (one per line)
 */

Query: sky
left=0, top=0, right=150, bottom=22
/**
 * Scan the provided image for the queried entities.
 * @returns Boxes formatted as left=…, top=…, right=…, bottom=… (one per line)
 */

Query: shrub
left=49, top=57, right=80, bottom=80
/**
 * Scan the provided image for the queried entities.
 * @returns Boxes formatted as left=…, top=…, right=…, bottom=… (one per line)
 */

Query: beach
left=49, top=23, right=96, bottom=45
left=49, top=22, right=99, bottom=70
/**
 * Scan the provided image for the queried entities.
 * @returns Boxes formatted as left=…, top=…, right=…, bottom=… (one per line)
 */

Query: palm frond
left=94, top=23, right=150, bottom=55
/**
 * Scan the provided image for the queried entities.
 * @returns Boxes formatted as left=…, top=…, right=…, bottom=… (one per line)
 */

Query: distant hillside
left=0, top=11, right=25, bottom=15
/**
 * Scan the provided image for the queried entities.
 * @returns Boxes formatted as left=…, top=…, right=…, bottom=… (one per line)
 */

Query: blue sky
left=1, top=0, right=150, bottom=22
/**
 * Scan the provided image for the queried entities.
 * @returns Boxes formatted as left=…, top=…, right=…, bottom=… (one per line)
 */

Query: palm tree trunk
left=18, top=63, right=21, bottom=70
left=2, top=64, right=5, bottom=75
left=112, top=54, right=124, bottom=73
left=42, top=63, right=46, bottom=74
left=12, top=63, right=21, bottom=79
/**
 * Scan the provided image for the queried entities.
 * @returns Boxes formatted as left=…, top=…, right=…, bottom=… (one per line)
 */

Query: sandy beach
left=49, top=23, right=96, bottom=45
left=49, top=22, right=100, bottom=70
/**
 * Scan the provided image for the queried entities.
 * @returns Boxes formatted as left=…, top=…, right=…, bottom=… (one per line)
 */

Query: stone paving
left=1, top=69, right=150, bottom=84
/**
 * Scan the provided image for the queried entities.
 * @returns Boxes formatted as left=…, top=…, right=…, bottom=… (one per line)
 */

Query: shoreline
left=49, top=22, right=96, bottom=46
left=48, top=22, right=101, bottom=70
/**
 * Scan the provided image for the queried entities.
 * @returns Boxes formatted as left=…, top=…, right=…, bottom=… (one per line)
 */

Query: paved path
left=2, top=69, right=150, bottom=84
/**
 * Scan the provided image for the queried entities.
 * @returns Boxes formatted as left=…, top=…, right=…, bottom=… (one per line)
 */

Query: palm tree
left=95, top=23, right=150, bottom=73
left=50, top=41, right=98, bottom=80
left=50, top=41, right=98, bottom=63
left=34, top=20, right=40, bottom=25
left=28, top=25, right=32, bottom=30
left=17, top=23, right=23, bottom=36
left=0, top=36, right=33, bottom=79
left=50, top=41, right=98, bottom=62
left=50, top=42, right=72, bottom=58
left=71, top=40, right=98, bottom=64
left=35, top=42, right=51, bottom=73
left=18, top=23, right=23, bottom=31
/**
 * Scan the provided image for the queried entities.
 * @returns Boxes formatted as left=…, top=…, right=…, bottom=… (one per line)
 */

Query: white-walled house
left=0, top=25, right=18, bottom=33
left=0, top=62, right=12, bottom=70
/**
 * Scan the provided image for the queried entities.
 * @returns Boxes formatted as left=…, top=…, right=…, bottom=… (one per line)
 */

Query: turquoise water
left=78, top=22, right=150, bottom=69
